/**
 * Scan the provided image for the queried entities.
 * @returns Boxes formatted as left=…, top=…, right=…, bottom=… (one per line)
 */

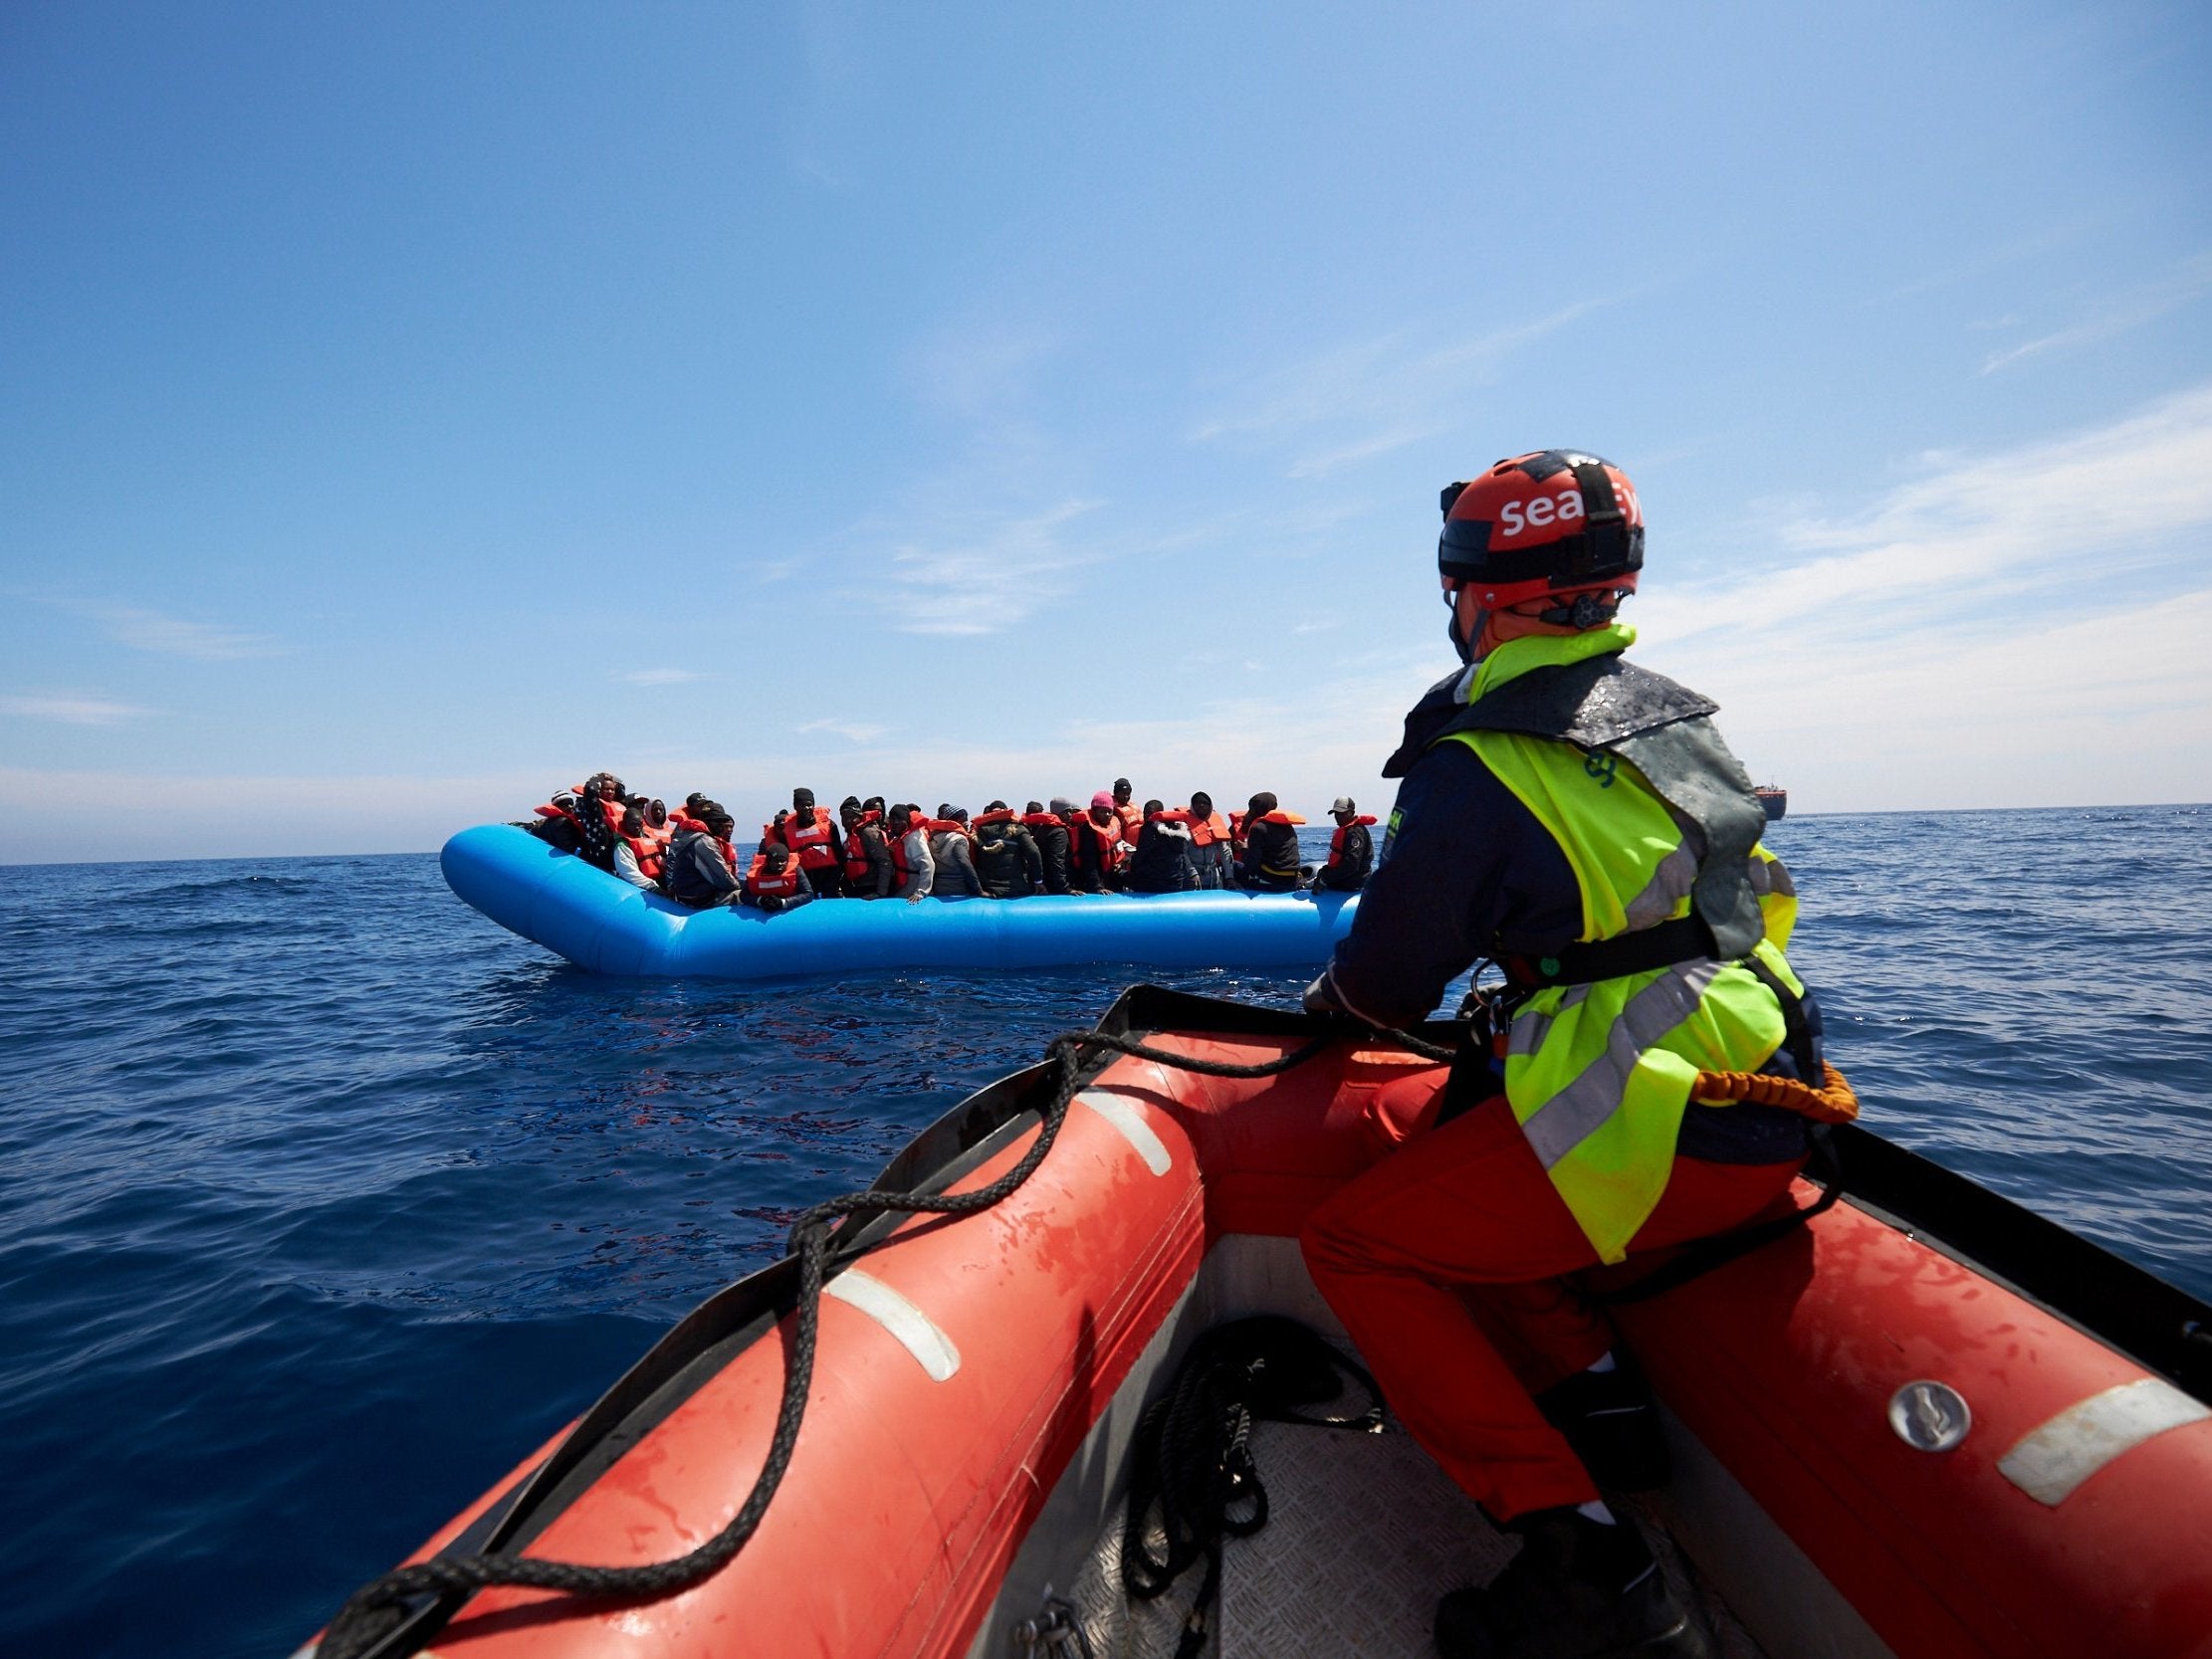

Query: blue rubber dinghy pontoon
left=441, top=823, right=1361, bottom=979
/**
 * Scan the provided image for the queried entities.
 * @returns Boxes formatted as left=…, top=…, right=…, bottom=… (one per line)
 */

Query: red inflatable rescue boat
left=311, top=988, right=2212, bottom=1659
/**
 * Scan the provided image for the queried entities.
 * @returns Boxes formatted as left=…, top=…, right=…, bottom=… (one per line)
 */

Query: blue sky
left=4, top=2, right=2209, bottom=863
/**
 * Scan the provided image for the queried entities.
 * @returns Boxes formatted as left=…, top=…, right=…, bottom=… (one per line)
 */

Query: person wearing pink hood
left=1068, top=790, right=1129, bottom=893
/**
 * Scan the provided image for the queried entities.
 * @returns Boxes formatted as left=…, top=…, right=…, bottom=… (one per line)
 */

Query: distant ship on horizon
left=1756, top=784, right=1787, bottom=822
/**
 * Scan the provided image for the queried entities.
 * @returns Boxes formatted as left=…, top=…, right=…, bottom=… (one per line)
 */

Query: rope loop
left=318, top=1012, right=1432, bottom=1659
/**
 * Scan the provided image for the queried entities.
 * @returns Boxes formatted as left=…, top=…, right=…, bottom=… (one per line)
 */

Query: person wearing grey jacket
left=928, top=807, right=985, bottom=897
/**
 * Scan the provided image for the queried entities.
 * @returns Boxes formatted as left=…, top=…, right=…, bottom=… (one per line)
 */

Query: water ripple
left=0, top=807, right=2206, bottom=1656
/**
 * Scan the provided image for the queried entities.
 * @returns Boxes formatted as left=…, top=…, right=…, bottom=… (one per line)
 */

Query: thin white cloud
left=1981, top=252, right=2212, bottom=374
left=1191, top=298, right=1623, bottom=476
left=1626, top=383, right=2212, bottom=809
left=884, top=498, right=1101, bottom=636
left=1, top=694, right=157, bottom=726
left=1634, top=382, right=2212, bottom=648
left=90, top=604, right=275, bottom=661
left=798, top=718, right=888, bottom=743
left=613, top=668, right=708, bottom=686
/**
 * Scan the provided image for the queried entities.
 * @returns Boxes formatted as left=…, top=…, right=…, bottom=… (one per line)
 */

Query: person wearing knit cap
left=928, top=806, right=983, bottom=897
left=1027, top=798, right=1075, bottom=895
left=1237, top=791, right=1304, bottom=892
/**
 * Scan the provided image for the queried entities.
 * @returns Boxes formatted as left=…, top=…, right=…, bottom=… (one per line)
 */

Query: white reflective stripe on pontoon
left=1077, top=1086, right=1173, bottom=1176
left=1997, top=1377, right=2210, bottom=1506
left=824, top=1269, right=962, bottom=1381
left=1520, top=961, right=1722, bottom=1169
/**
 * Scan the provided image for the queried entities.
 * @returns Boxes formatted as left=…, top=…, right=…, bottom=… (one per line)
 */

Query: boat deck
left=1050, top=1359, right=1769, bottom=1657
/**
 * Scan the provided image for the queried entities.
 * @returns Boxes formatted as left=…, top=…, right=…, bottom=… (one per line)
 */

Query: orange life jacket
left=1020, top=811, right=1064, bottom=832
left=1182, top=810, right=1230, bottom=847
left=1071, top=813, right=1125, bottom=872
left=842, top=811, right=884, bottom=882
left=624, top=832, right=664, bottom=881
left=972, top=807, right=1016, bottom=827
left=534, top=801, right=581, bottom=826
left=744, top=855, right=805, bottom=900
left=1327, top=816, right=1378, bottom=866
left=668, top=810, right=705, bottom=834
left=598, top=797, right=627, bottom=832
left=1114, top=803, right=1145, bottom=843
left=764, top=806, right=842, bottom=871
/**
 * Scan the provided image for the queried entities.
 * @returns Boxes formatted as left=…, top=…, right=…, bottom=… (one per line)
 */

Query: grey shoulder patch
left=1446, top=656, right=1716, bottom=750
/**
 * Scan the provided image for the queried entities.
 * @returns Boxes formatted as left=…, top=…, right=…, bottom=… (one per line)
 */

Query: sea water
left=1, top=805, right=2207, bottom=1657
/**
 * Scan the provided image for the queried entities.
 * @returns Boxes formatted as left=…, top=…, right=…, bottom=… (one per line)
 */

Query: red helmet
left=1438, top=450, right=1643, bottom=613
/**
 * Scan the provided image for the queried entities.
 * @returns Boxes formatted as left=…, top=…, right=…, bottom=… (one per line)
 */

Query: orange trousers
left=1299, top=1072, right=1804, bottom=1522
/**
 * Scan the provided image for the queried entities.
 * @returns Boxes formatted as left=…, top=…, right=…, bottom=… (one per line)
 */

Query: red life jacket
left=888, top=827, right=921, bottom=881
left=765, top=807, right=842, bottom=872
left=1327, top=815, right=1378, bottom=865
left=598, top=797, right=627, bottom=832
left=744, top=855, right=804, bottom=900
left=533, top=801, right=582, bottom=826
left=972, top=807, right=1016, bottom=827
left=668, top=810, right=705, bottom=833
left=842, top=811, right=884, bottom=882
left=624, top=832, right=664, bottom=881
left=1114, top=803, right=1145, bottom=844
left=1020, top=812, right=1063, bottom=832
left=1072, top=813, right=1125, bottom=872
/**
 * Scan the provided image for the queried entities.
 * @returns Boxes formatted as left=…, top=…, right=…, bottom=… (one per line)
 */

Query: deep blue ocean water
left=2, top=805, right=2207, bottom=1657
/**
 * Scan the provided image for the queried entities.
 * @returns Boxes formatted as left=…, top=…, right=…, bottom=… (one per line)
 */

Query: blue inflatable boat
left=441, top=823, right=1361, bottom=979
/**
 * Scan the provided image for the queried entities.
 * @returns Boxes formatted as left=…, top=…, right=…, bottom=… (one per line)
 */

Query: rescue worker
left=1236, top=792, right=1304, bottom=892
left=665, top=807, right=744, bottom=908
left=764, top=787, right=845, bottom=898
left=1110, top=777, right=1145, bottom=847
left=1298, top=451, right=1833, bottom=1659
left=740, top=844, right=814, bottom=913
left=886, top=805, right=935, bottom=903
left=610, top=806, right=661, bottom=890
left=840, top=796, right=894, bottom=899
left=1313, top=795, right=1376, bottom=893
left=1183, top=790, right=1234, bottom=889
left=1125, top=800, right=1197, bottom=893
left=1068, top=790, right=1128, bottom=893
left=974, top=802, right=1045, bottom=898
left=1028, top=799, right=1075, bottom=895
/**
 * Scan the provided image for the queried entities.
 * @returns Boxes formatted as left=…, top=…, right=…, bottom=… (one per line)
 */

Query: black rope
left=1119, top=1316, right=1385, bottom=1659
left=316, top=1020, right=1411, bottom=1659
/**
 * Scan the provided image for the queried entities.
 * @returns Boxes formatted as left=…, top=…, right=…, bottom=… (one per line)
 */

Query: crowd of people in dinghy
left=525, top=773, right=1377, bottom=913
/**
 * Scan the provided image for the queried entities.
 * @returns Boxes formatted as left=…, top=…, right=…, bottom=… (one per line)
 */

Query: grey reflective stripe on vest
left=1623, top=836, right=1700, bottom=932
left=1508, top=981, right=1592, bottom=1059
left=1518, top=960, right=1723, bottom=1169
left=1609, top=718, right=1766, bottom=959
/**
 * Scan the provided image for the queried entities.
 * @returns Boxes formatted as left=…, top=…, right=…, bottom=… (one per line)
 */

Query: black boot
left=1534, top=1357, right=1669, bottom=1492
left=1434, top=1508, right=1710, bottom=1659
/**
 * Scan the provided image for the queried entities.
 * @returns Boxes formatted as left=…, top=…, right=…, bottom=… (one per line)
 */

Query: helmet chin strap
left=1445, top=585, right=1488, bottom=665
